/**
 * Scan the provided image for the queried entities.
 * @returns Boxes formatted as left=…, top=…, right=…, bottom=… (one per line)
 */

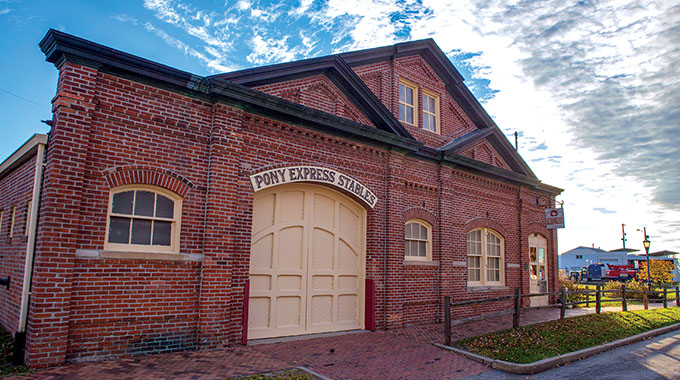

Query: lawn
left=456, top=307, right=680, bottom=364
left=0, top=327, right=29, bottom=376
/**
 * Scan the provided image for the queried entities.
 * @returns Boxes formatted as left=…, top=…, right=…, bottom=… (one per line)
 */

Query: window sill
left=76, top=249, right=202, bottom=262
left=403, top=260, right=439, bottom=267
left=467, top=285, right=508, bottom=292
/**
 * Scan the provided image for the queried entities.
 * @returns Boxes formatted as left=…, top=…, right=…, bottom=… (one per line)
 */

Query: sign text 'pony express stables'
left=250, top=166, right=378, bottom=208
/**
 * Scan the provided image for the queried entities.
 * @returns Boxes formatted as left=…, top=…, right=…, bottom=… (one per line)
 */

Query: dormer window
left=398, top=80, right=417, bottom=125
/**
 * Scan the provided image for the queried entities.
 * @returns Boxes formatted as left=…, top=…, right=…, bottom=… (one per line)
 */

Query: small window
left=25, top=201, right=32, bottom=236
left=405, top=220, right=432, bottom=260
left=9, top=206, right=16, bottom=238
left=467, top=228, right=505, bottom=286
left=105, top=186, right=182, bottom=253
left=421, top=91, right=439, bottom=133
left=398, top=80, right=417, bottom=125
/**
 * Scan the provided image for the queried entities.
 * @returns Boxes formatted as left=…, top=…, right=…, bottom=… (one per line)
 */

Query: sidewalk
left=1, top=307, right=641, bottom=380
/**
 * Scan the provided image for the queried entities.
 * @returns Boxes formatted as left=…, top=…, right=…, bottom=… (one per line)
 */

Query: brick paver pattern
left=3, top=307, right=633, bottom=380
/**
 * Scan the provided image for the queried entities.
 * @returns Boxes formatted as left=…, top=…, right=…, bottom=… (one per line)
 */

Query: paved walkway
left=1, top=307, right=653, bottom=380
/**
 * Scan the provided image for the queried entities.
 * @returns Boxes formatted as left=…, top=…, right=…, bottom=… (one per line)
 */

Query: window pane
left=418, top=241, right=427, bottom=257
left=422, top=95, right=429, bottom=112
left=428, top=115, right=436, bottom=131
left=530, top=247, right=537, bottom=262
left=156, top=195, right=174, bottom=218
left=399, top=84, right=405, bottom=102
left=420, top=225, right=427, bottom=239
left=429, top=96, right=435, bottom=110
left=399, top=104, right=405, bottom=121
left=108, top=217, right=131, bottom=243
left=423, top=114, right=429, bottom=130
left=406, top=107, right=413, bottom=123
left=134, top=191, right=155, bottom=217
left=405, top=223, right=413, bottom=239
left=112, top=191, right=134, bottom=214
left=153, top=221, right=172, bottom=246
left=405, top=87, right=413, bottom=104
left=538, top=248, right=545, bottom=263
left=130, top=219, right=152, bottom=245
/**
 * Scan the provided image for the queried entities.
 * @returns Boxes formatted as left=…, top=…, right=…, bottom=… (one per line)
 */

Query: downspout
left=436, top=161, right=443, bottom=321
left=516, top=187, right=524, bottom=296
left=15, top=139, right=47, bottom=363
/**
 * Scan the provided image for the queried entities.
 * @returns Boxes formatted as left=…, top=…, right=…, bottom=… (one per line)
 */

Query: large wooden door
left=529, top=234, right=548, bottom=307
left=248, top=184, right=365, bottom=340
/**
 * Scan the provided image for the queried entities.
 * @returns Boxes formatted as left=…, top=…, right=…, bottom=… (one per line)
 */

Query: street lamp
left=643, top=227, right=651, bottom=289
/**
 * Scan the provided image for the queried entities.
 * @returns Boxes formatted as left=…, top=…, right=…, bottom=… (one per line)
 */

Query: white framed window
left=24, top=201, right=31, bottom=236
left=9, top=206, right=16, bottom=238
left=467, top=228, right=504, bottom=286
left=398, top=80, right=417, bottom=125
left=421, top=90, right=439, bottom=133
left=405, top=220, right=432, bottom=260
left=104, top=185, right=182, bottom=254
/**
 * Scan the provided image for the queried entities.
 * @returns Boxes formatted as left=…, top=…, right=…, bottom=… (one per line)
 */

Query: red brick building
left=0, top=29, right=561, bottom=367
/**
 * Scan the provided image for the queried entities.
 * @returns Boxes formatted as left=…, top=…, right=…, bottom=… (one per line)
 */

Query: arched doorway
left=528, top=233, right=548, bottom=307
left=248, top=184, right=366, bottom=340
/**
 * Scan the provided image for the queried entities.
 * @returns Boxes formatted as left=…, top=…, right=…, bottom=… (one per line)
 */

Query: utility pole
left=621, top=224, right=627, bottom=249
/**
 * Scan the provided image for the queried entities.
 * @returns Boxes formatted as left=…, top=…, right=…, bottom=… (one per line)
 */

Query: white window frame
left=398, top=79, right=417, bottom=126
left=24, top=201, right=31, bottom=236
left=421, top=89, right=440, bottom=134
left=104, top=185, right=182, bottom=254
left=467, top=228, right=505, bottom=286
left=9, top=206, right=16, bottom=238
left=404, top=219, right=432, bottom=261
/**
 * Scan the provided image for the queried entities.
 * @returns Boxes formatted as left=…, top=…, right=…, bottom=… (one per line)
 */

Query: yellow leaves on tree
left=637, top=260, right=675, bottom=284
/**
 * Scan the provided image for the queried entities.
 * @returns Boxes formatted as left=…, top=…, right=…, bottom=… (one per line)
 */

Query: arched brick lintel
left=102, top=166, right=194, bottom=197
left=464, top=218, right=508, bottom=238
left=526, top=222, right=549, bottom=240
left=403, top=208, right=437, bottom=226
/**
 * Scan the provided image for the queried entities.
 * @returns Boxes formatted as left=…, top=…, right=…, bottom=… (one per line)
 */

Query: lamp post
left=643, top=227, right=651, bottom=289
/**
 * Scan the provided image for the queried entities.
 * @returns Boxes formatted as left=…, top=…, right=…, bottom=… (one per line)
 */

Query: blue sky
left=1, top=0, right=679, bottom=253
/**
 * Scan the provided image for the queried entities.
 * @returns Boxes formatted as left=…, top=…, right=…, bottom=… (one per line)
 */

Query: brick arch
left=403, top=207, right=437, bottom=226
left=464, top=218, right=508, bottom=238
left=526, top=222, right=549, bottom=240
left=102, top=166, right=194, bottom=197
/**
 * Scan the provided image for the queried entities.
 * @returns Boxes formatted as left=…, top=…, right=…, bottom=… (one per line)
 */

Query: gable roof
left=338, top=39, right=537, bottom=178
left=213, top=55, right=413, bottom=139
left=38, top=29, right=562, bottom=195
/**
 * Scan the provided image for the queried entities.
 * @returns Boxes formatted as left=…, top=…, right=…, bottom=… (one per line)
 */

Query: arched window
left=467, top=228, right=504, bottom=285
left=105, top=185, right=182, bottom=253
left=405, top=220, right=432, bottom=260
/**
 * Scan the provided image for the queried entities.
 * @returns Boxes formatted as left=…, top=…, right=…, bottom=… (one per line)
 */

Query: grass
left=456, top=307, right=680, bottom=364
left=0, top=327, right=29, bottom=376
left=228, top=369, right=315, bottom=380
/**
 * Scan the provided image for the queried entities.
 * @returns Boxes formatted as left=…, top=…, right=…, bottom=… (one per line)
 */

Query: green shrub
left=603, top=280, right=647, bottom=299
left=559, top=278, right=587, bottom=304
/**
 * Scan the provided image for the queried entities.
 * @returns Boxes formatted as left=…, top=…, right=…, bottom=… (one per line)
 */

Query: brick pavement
left=2, top=308, right=601, bottom=380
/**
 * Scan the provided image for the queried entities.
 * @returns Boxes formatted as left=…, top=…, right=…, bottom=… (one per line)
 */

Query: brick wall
left=20, top=48, right=558, bottom=366
left=0, top=157, right=36, bottom=335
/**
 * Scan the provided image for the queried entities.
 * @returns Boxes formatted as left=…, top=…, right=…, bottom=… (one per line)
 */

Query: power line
left=0, top=87, right=49, bottom=109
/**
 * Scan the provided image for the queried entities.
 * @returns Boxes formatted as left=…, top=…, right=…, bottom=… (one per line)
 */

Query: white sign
left=250, top=166, right=378, bottom=209
left=545, top=208, right=565, bottom=229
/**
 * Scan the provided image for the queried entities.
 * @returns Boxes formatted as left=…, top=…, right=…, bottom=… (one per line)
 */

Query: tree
left=637, top=260, right=675, bottom=285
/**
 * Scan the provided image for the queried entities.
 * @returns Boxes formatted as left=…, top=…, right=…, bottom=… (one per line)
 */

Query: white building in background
left=559, top=246, right=632, bottom=274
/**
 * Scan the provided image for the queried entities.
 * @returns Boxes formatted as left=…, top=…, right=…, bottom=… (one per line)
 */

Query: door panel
left=249, top=184, right=364, bottom=339
left=528, top=235, right=548, bottom=307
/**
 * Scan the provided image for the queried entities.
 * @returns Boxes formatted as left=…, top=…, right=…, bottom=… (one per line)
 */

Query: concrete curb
left=297, top=366, right=334, bottom=380
left=435, top=322, right=680, bottom=375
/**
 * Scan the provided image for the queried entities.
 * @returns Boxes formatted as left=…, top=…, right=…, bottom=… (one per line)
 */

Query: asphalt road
left=463, top=329, right=680, bottom=380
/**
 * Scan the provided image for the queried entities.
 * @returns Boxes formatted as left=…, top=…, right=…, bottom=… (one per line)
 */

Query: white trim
left=466, top=228, right=505, bottom=287
left=0, top=134, right=48, bottom=178
left=18, top=141, right=46, bottom=333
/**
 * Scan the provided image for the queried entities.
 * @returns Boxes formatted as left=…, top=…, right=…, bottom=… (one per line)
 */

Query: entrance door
left=248, top=184, right=365, bottom=340
left=528, top=234, right=548, bottom=307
